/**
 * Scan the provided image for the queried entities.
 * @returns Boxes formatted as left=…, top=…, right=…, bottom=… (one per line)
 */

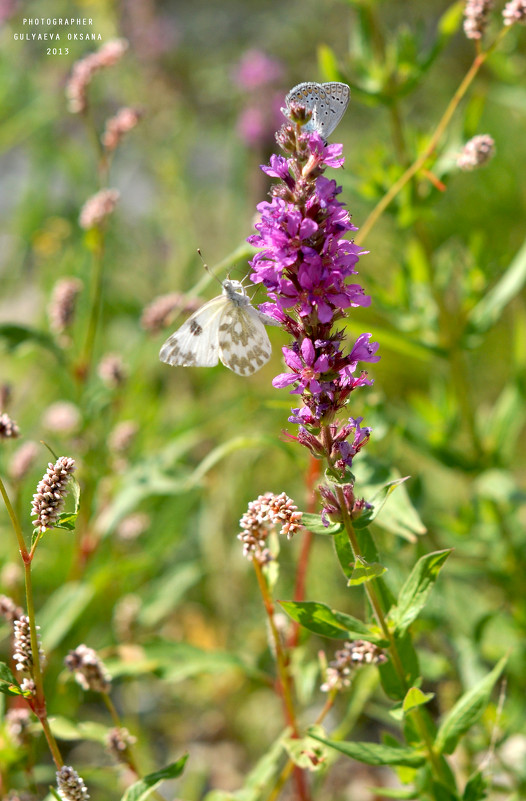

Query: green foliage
left=120, top=756, right=188, bottom=801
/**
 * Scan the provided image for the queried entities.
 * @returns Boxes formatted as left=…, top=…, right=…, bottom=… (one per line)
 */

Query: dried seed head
left=102, top=107, right=142, bottom=151
left=6, top=707, right=33, bottom=747
left=48, top=278, right=83, bottom=334
left=0, top=412, right=20, bottom=439
left=79, top=188, right=120, bottom=229
left=42, top=402, right=81, bottom=434
left=238, top=492, right=303, bottom=563
left=503, top=0, right=526, bottom=25
left=457, top=134, right=496, bottom=170
left=65, top=644, right=112, bottom=693
left=13, top=615, right=45, bottom=673
left=106, top=726, right=137, bottom=762
left=0, top=594, right=23, bottom=622
left=321, top=640, right=387, bottom=693
left=9, top=441, right=39, bottom=482
left=463, top=0, right=494, bottom=38
left=30, top=456, right=76, bottom=533
left=56, top=765, right=90, bottom=801
left=141, top=292, right=201, bottom=334
left=97, top=353, right=127, bottom=388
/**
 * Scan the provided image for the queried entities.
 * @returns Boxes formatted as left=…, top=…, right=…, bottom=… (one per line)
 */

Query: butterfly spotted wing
left=283, top=81, right=350, bottom=138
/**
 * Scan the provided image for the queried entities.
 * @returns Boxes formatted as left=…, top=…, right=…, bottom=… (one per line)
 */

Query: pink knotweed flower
left=66, top=38, right=128, bottom=114
left=13, top=615, right=45, bottom=673
left=56, top=765, right=90, bottom=801
left=42, top=402, right=81, bottom=434
left=48, top=277, right=83, bottom=335
left=117, top=512, right=150, bottom=541
left=5, top=707, right=33, bottom=747
left=65, top=644, right=111, bottom=693
left=463, top=0, right=494, bottom=39
left=20, top=678, right=36, bottom=697
left=97, top=353, right=127, bottom=388
left=238, top=492, right=303, bottom=564
left=30, top=456, right=76, bottom=533
left=109, top=420, right=139, bottom=453
left=106, top=726, right=137, bottom=762
left=0, top=594, right=23, bottom=622
left=321, top=640, right=387, bottom=692
left=503, top=0, right=526, bottom=24
left=0, top=412, right=19, bottom=439
left=457, top=134, right=495, bottom=170
left=102, top=107, right=142, bottom=151
left=79, top=188, right=120, bottom=229
left=141, top=292, right=201, bottom=334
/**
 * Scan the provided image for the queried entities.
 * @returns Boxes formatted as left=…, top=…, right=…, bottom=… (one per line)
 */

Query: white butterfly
left=282, top=81, right=350, bottom=139
left=159, top=279, right=276, bottom=377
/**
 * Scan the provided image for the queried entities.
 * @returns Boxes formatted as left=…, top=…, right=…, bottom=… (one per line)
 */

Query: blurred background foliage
left=1, top=0, right=526, bottom=798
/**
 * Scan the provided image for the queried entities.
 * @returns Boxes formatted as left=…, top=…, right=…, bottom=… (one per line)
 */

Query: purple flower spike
left=248, top=92, right=379, bottom=475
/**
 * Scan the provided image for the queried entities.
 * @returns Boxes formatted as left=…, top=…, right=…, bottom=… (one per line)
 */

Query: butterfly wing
left=159, top=296, right=225, bottom=367
left=218, top=303, right=272, bottom=376
left=283, top=81, right=350, bottom=138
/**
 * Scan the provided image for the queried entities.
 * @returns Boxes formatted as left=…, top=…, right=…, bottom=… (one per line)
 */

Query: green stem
left=0, top=476, right=28, bottom=559
left=77, top=230, right=105, bottom=382
left=356, top=30, right=510, bottom=246
left=253, top=560, right=312, bottom=801
left=321, top=427, right=450, bottom=789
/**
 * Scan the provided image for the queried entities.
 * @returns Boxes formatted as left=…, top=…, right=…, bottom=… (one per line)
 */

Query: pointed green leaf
left=52, top=511, right=78, bottom=531
left=468, top=237, right=526, bottom=333
left=349, top=558, right=387, bottom=586
left=317, top=44, right=342, bottom=81
left=403, top=687, right=435, bottom=713
left=379, top=630, right=420, bottom=701
left=120, top=755, right=188, bottom=801
left=0, top=662, right=22, bottom=697
left=366, top=789, right=418, bottom=800
left=389, top=550, right=452, bottom=634
left=437, top=1, right=464, bottom=37
left=309, top=731, right=426, bottom=767
left=0, top=323, right=63, bottom=359
left=301, top=512, right=342, bottom=535
left=279, top=600, right=386, bottom=644
left=39, top=583, right=95, bottom=651
left=435, top=657, right=507, bottom=755
left=463, top=770, right=488, bottom=801
left=333, top=527, right=354, bottom=580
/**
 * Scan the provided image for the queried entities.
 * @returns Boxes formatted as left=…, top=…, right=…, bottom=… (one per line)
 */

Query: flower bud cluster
left=48, top=277, right=83, bottom=335
left=0, top=412, right=19, bottom=439
left=106, top=726, right=137, bottom=762
left=13, top=615, right=45, bottom=673
left=239, top=492, right=303, bottom=563
left=102, top=107, right=142, bottom=151
left=457, top=134, right=495, bottom=170
left=56, top=766, right=90, bottom=801
left=463, top=0, right=494, bottom=39
left=79, top=188, right=120, bottom=230
left=30, top=456, right=76, bottom=533
left=503, top=0, right=526, bottom=24
left=321, top=640, right=387, bottom=692
left=65, top=644, right=112, bottom=693
left=0, top=594, right=23, bottom=622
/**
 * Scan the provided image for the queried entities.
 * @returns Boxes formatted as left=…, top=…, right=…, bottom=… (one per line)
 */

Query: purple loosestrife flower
left=248, top=98, right=378, bottom=484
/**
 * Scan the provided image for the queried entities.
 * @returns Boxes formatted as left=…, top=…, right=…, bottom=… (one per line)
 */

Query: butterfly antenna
left=197, top=249, right=223, bottom=288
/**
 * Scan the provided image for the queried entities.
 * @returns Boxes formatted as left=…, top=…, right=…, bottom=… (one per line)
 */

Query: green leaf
left=403, top=687, right=435, bottom=713
left=309, top=731, right=426, bottom=767
left=435, top=657, right=507, bottom=755
left=120, top=755, right=188, bottom=801
left=49, top=716, right=109, bottom=743
left=301, top=512, right=342, bottom=536
left=379, top=630, right=420, bottom=701
left=52, top=511, right=78, bottom=532
left=39, top=583, right=95, bottom=651
left=279, top=600, right=386, bottom=644
left=437, top=1, right=464, bottom=37
left=463, top=770, right=488, bottom=801
left=317, top=44, right=342, bottom=81
left=0, top=662, right=22, bottom=697
left=468, top=237, right=526, bottom=333
left=389, top=550, right=452, bottom=634
left=0, top=323, right=63, bottom=359
left=349, top=558, right=387, bottom=586
left=333, top=527, right=355, bottom=580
